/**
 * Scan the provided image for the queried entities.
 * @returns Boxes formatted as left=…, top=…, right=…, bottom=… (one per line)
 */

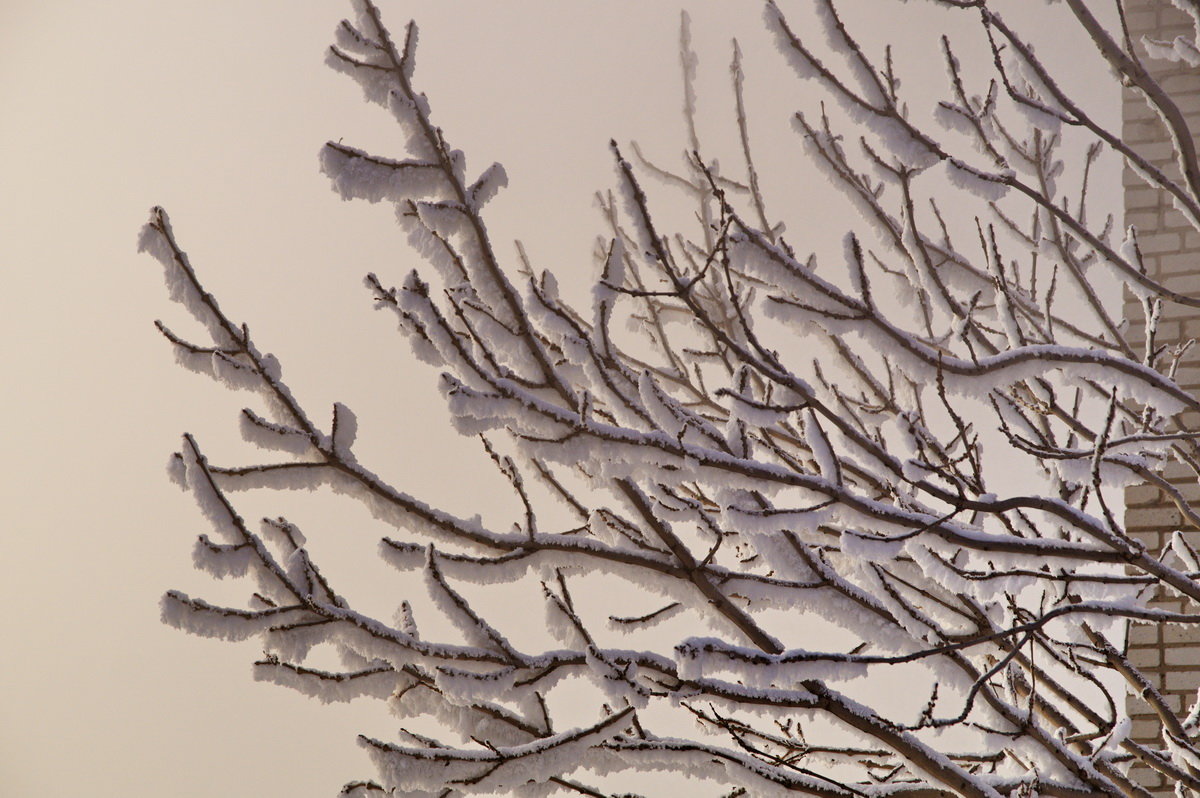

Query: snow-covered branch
left=146, top=0, right=1200, bottom=794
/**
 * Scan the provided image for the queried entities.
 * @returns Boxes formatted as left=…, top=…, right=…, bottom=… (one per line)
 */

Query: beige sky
left=0, top=2, right=1118, bottom=796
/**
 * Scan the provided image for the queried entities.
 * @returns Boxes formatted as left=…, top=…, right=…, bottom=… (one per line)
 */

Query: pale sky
left=0, top=3, right=1118, bottom=796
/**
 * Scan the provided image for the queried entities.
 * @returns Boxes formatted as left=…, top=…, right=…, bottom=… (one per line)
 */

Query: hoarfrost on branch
left=144, top=0, right=1200, bottom=794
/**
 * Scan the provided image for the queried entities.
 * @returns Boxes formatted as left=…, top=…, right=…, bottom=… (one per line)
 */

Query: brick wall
left=1124, top=1, right=1200, bottom=794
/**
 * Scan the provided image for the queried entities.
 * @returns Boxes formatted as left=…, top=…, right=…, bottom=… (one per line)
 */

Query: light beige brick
left=1127, top=484, right=1163, bottom=507
left=1165, top=669, right=1200, bottom=691
left=1126, top=506, right=1184, bottom=529
left=1138, top=232, right=1185, bottom=255
left=1165, top=624, right=1200, bottom=646
left=1132, top=718, right=1163, bottom=743
left=1165, top=645, right=1200, bottom=667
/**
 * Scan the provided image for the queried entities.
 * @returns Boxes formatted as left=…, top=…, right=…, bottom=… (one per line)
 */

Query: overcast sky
left=0, top=3, right=1118, bottom=796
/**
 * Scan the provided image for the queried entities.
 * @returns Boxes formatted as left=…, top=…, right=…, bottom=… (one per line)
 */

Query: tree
left=140, top=0, right=1200, bottom=794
